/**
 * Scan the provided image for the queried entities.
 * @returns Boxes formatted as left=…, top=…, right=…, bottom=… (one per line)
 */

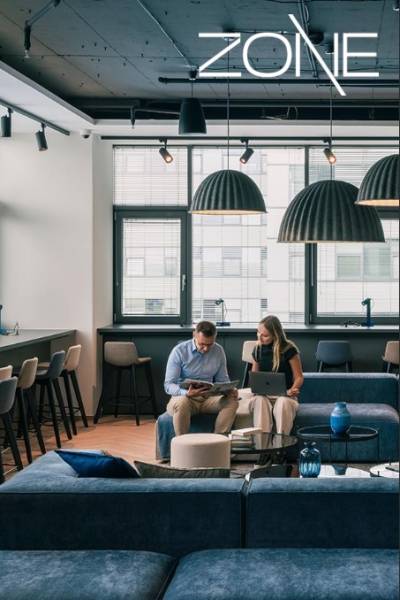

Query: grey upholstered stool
left=61, top=345, right=88, bottom=434
left=171, top=433, right=231, bottom=469
left=382, top=341, right=399, bottom=373
left=241, top=340, right=257, bottom=388
left=0, top=377, right=23, bottom=483
left=316, top=341, right=353, bottom=372
left=94, top=341, right=158, bottom=426
left=15, top=358, right=46, bottom=463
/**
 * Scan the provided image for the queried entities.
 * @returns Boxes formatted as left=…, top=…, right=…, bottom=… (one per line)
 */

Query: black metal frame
left=113, top=143, right=399, bottom=325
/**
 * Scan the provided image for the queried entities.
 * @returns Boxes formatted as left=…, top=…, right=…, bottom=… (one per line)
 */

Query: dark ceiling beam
left=158, top=77, right=399, bottom=87
left=71, top=99, right=398, bottom=109
left=101, top=135, right=399, bottom=142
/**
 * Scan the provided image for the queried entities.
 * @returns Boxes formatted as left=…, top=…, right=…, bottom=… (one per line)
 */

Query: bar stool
left=36, top=351, right=72, bottom=448
left=94, top=341, right=158, bottom=425
left=61, top=345, right=88, bottom=435
left=15, top=358, right=46, bottom=463
left=241, top=341, right=257, bottom=388
left=0, top=366, right=12, bottom=381
left=316, top=341, right=353, bottom=372
left=0, top=377, right=23, bottom=483
left=382, top=341, right=399, bottom=373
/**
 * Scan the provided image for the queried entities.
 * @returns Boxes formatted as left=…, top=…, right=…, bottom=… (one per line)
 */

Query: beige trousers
left=167, top=394, right=239, bottom=436
left=238, top=388, right=298, bottom=435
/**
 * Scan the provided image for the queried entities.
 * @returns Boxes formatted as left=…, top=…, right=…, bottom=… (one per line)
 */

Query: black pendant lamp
left=190, top=47, right=265, bottom=215
left=179, top=98, right=206, bottom=135
left=278, top=179, right=385, bottom=243
left=356, top=154, right=399, bottom=207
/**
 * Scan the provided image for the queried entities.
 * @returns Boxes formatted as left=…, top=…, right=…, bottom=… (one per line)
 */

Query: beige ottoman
left=171, top=433, right=231, bottom=469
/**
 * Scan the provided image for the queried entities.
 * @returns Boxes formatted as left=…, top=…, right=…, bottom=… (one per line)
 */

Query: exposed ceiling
left=0, top=0, right=398, bottom=122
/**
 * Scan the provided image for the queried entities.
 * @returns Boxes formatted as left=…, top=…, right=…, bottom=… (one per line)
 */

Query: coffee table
left=370, top=463, right=399, bottom=478
left=317, top=464, right=370, bottom=478
left=230, top=431, right=298, bottom=465
left=296, top=425, right=378, bottom=463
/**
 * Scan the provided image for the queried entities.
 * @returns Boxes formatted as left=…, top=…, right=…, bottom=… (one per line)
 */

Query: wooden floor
left=3, top=415, right=157, bottom=480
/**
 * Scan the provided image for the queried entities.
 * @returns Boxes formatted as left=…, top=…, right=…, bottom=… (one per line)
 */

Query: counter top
left=98, top=324, right=398, bottom=334
left=0, top=329, right=75, bottom=352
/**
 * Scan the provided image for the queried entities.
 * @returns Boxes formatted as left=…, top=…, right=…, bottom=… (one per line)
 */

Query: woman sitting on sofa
left=239, top=315, right=304, bottom=435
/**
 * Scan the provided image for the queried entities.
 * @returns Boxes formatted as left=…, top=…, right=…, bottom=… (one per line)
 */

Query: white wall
left=0, top=131, right=113, bottom=414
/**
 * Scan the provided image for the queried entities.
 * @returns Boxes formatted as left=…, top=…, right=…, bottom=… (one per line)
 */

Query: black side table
left=296, top=425, right=379, bottom=463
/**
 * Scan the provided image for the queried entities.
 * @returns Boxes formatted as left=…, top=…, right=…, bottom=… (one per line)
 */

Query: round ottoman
left=171, top=433, right=231, bottom=469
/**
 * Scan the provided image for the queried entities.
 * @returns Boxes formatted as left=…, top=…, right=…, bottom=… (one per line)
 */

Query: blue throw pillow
left=55, top=450, right=139, bottom=478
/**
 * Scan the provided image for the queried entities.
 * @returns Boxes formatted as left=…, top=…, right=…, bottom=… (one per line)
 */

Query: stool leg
left=70, top=370, right=88, bottom=428
left=2, top=413, right=23, bottom=471
left=26, top=388, right=46, bottom=455
left=144, top=362, right=158, bottom=418
left=16, top=388, right=32, bottom=464
left=130, top=367, right=140, bottom=426
left=53, top=378, right=72, bottom=440
left=62, top=373, right=77, bottom=435
left=114, top=368, right=122, bottom=418
left=38, top=383, right=46, bottom=423
left=318, top=361, right=323, bottom=372
left=0, top=444, right=4, bottom=484
left=46, top=381, right=62, bottom=448
left=94, top=390, right=104, bottom=424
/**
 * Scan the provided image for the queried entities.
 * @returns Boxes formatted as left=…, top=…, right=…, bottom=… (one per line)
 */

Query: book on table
left=181, top=379, right=239, bottom=394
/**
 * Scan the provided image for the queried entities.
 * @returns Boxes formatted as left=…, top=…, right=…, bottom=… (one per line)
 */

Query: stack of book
left=230, top=427, right=261, bottom=448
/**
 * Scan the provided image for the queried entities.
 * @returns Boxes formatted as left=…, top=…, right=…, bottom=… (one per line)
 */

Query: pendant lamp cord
left=227, top=40, right=230, bottom=171
left=329, top=53, right=334, bottom=180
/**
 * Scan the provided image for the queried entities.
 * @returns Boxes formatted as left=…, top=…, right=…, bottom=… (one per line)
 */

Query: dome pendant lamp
left=190, top=45, right=265, bottom=215
left=356, top=154, right=399, bottom=207
left=179, top=71, right=206, bottom=135
left=278, top=86, right=384, bottom=243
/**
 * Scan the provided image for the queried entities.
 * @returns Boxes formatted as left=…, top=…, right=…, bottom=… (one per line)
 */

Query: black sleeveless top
left=252, top=343, right=298, bottom=389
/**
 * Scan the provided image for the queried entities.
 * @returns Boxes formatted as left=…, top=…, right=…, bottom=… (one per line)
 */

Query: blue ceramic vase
left=299, top=442, right=321, bottom=478
left=330, top=402, right=351, bottom=434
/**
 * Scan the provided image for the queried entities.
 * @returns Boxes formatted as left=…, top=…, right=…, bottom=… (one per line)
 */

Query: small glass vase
left=330, top=402, right=351, bottom=435
left=299, top=442, right=321, bottom=478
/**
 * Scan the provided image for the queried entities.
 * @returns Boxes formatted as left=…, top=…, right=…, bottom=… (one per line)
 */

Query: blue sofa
left=0, top=452, right=398, bottom=599
left=157, top=373, right=399, bottom=461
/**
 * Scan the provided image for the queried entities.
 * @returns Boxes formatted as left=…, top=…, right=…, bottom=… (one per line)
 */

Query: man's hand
left=225, top=388, right=239, bottom=401
left=186, top=384, right=211, bottom=398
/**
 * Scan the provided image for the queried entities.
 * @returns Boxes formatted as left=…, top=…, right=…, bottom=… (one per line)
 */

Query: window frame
left=113, top=206, right=191, bottom=324
left=113, top=144, right=399, bottom=326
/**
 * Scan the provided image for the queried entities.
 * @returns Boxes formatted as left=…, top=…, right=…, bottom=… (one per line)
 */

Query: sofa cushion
left=245, top=478, right=398, bottom=549
left=0, top=452, right=244, bottom=556
left=0, top=550, right=176, bottom=600
left=133, top=460, right=230, bottom=478
left=164, top=548, right=398, bottom=600
left=55, top=450, right=139, bottom=478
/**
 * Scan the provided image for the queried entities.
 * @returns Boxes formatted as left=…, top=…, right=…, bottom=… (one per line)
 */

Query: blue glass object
left=330, top=402, right=351, bottom=434
left=299, top=442, right=321, bottom=477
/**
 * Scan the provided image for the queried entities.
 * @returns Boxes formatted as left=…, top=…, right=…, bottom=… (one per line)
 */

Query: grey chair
left=15, top=358, right=46, bottom=463
left=36, top=351, right=72, bottom=448
left=0, top=366, right=12, bottom=381
left=61, top=345, right=88, bottom=434
left=382, top=341, right=399, bottom=373
left=0, top=377, right=23, bottom=483
left=94, top=341, right=158, bottom=426
left=316, top=341, right=353, bottom=372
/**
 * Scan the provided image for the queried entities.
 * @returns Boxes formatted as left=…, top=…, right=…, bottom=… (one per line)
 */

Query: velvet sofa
left=157, top=373, right=399, bottom=461
left=0, top=451, right=398, bottom=599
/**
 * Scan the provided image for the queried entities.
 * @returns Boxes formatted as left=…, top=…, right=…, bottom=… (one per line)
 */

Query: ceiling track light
left=323, top=144, right=336, bottom=165
left=159, top=138, right=173, bottom=163
left=239, top=138, right=254, bottom=164
left=323, top=85, right=337, bottom=165
left=130, top=107, right=136, bottom=128
left=24, top=0, right=61, bottom=59
left=1, top=108, right=12, bottom=138
left=393, top=0, right=399, bottom=11
left=36, top=123, right=48, bottom=151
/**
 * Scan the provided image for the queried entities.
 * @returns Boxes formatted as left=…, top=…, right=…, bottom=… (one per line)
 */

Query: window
left=192, top=147, right=305, bottom=323
left=309, top=147, right=398, bottom=321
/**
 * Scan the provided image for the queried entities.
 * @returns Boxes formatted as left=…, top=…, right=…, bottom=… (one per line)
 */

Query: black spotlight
left=240, top=139, right=254, bottom=164
left=179, top=98, right=207, bottom=134
left=1, top=108, right=12, bottom=138
left=36, top=123, right=48, bottom=151
left=323, top=146, right=336, bottom=165
left=130, top=106, right=136, bottom=128
left=159, top=138, right=173, bottom=163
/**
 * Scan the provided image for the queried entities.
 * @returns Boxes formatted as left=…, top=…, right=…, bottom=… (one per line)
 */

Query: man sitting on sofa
left=164, top=321, right=239, bottom=436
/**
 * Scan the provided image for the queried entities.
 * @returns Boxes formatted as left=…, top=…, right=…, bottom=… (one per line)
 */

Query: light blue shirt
left=164, top=338, right=230, bottom=397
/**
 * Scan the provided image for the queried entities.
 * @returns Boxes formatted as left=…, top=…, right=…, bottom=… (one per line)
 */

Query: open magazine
left=181, top=379, right=239, bottom=394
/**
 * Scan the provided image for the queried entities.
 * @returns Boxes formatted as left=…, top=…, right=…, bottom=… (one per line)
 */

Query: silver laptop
left=249, top=371, right=287, bottom=396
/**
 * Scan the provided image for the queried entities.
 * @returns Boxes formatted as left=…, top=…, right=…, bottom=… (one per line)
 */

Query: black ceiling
left=0, top=0, right=398, bottom=121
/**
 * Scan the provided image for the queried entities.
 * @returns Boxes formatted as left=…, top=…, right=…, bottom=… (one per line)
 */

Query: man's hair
left=195, top=321, right=217, bottom=337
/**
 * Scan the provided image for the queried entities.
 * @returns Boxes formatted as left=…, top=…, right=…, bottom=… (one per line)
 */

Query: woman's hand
left=287, top=386, right=300, bottom=398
